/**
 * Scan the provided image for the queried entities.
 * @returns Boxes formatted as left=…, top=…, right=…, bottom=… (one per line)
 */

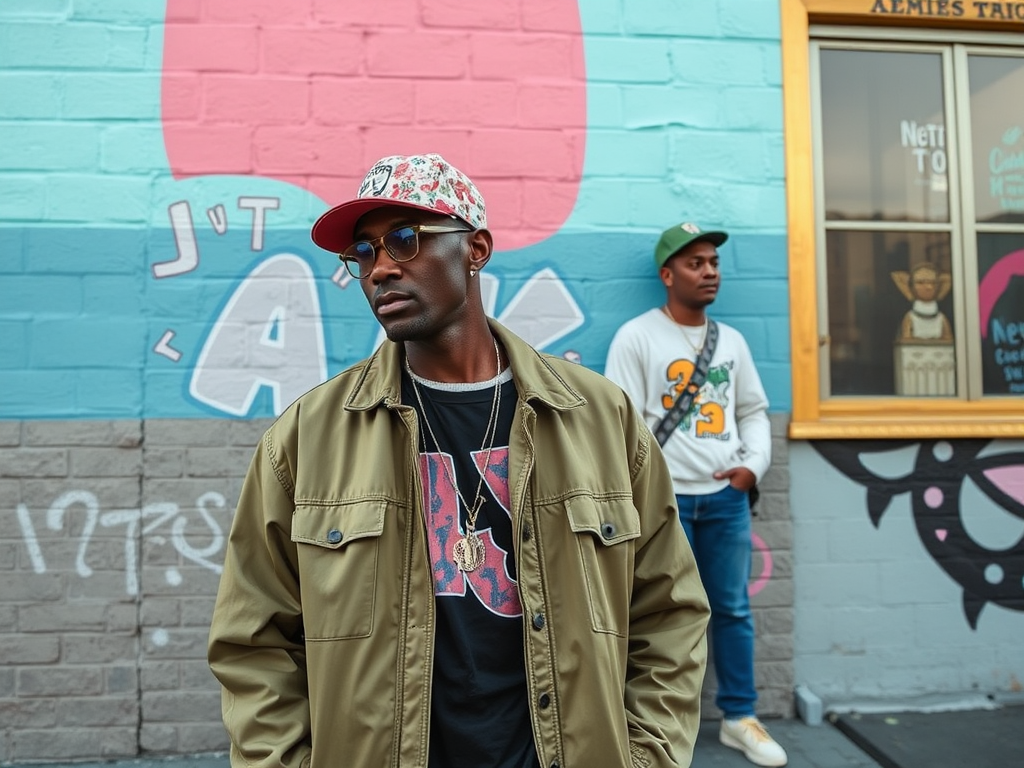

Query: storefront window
left=968, top=55, right=1024, bottom=225
left=780, top=0, right=1024, bottom=437
left=820, top=50, right=949, bottom=223
left=827, top=230, right=954, bottom=396
left=814, top=42, right=1024, bottom=403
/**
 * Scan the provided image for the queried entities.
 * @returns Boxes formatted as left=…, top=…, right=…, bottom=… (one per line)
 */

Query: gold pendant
left=453, top=532, right=485, bottom=572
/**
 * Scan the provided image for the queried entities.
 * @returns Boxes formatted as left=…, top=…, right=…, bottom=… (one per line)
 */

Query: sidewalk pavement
left=1, top=717, right=883, bottom=768
left=6, top=705, right=1023, bottom=768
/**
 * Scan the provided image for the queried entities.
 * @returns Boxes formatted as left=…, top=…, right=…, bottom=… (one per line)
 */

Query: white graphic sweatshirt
left=605, top=308, right=771, bottom=495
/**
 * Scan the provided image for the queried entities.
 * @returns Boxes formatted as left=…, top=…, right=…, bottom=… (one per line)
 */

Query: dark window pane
left=827, top=230, right=955, bottom=396
left=968, top=55, right=1024, bottom=224
left=977, top=233, right=1024, bottom=394
left=820, top=49, right=949, bottom=223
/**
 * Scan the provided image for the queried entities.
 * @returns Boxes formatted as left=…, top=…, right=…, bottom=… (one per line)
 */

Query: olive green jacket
left=208, top=320, right=709, bottom=768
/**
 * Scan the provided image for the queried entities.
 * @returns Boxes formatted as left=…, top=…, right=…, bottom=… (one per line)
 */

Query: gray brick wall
left=0, top=419, right=271, bottom=763
left=1, top=416, right=795, bottom=761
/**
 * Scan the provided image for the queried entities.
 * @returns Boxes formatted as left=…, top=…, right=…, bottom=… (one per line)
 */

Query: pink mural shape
left=978, top=248, right=1024, bottom=337
left=983, top=466, right=1024, bottom=507
left=161, top=0, right=587, bottom=251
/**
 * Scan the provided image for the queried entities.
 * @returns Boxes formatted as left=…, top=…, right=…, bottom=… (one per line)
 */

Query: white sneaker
left=719, top=717, right=788, bottom=767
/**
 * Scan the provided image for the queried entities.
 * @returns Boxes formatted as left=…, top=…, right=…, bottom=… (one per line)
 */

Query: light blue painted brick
left=0, top=74, right=61, bottom=118
left=25, top=228, right=147, bottom=274
left=621, top=85, right=724, bottom=129
left=75, top=369, right=143, bottom=416
left=0, top=124, right=101, bottom=171
left=669, top=128, right=773, bottom=182
left=764, top=134, right=786, bottom=181
left=0, top=0, right=69, bottom=17
left=0, top=371, right=76, bottom=416
left=0, top=275, right=82, bottom=315
left=725, top=316, right=768, bottom=354
left=0, top=228, right=26, bottom=273
left=622, top=0, right=720, bottom=36
left=44, top=175, right=154, bottom=223
left=0, top=176, right=46, bottom=221
left=105, top=26, right=150, bottom=70
left=70, top=0, right=164, bottom=23
left=0, top=22, right=110, bottom=68
left=83, top=275, right=146, bottom=316
left=798, top=562, right=883, bottom=606
left=719, top=0, right=782, bottom=39
left=828, top=516, right=927, bottom=564
left=101, top=125, right=165, bottom=173
left=585, top=37, right=671, bottom=83
left=765, top=316, right=791, bottom=361
left=584, top=130, right=668, bottom=176
left=829, top=606, right=916, bottom=652
left=731, top=233, right=789, bottom=278
left=31, top=318, right=147, bottom=368
left=763, top=42, right=783, bottom=87
left=63, top=73, right=160, bottom=119
left=757, top=361, right=790, bottom=410
left=143, top=370, right=194, bottom=418
left=585, top=83, right=624, bottom=128
left=881, top=560, right=956, bottom=607
left=579, top=0, right=622, bottom=33
left=707, top=182, right=787, bottom=229
left=912, top=602, right=988, bottom=648
left=573, top=178, right=641, bottom=227
left=0, top=321, right=29, bottom=369
left=627, top=179, right=729, bottom=228
left=721, top=87, right=784, bottom=131
left=668, top=40, right=767, bottom=86
left=714, top=278, right=789, bottom=319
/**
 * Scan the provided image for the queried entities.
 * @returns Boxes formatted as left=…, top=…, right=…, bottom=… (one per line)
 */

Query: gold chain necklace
left=406, top=338, right=502, bottom=572
left=662, top=305, right=707, bottom=357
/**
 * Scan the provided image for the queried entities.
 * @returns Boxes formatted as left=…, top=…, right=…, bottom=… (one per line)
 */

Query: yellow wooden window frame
left=780, top=0, right=1024, bottom=438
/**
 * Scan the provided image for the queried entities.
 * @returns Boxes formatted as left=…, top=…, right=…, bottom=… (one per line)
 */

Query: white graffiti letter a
left=190, top=254, right=327, bottom=416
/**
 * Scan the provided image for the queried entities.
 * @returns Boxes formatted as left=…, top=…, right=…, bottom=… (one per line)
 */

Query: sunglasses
left=339, top=224, right=472, bottom=280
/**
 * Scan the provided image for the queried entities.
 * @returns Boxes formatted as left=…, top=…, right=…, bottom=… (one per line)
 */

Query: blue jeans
left=676, top=486, right=756, bottom=719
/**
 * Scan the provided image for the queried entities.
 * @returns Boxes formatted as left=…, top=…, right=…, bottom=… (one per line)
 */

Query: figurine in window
left=891, top=262, right=953, bottom=341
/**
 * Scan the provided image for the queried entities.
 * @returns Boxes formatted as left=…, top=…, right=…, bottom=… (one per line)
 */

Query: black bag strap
left=653, top=318, right=718, bottom=447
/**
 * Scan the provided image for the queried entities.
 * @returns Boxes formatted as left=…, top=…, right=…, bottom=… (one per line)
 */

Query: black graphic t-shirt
left=402, top=371, right=540, bottom=768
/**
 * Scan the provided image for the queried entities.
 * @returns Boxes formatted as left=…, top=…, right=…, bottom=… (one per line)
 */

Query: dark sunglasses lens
left=385, top=227, right=419, bottom=261
left=344, top=242, right=375, bottom=277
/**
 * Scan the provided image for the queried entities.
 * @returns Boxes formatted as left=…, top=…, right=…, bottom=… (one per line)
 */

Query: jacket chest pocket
left=566, top=496, right=641, bottom=637
left=291, top=502, right=386, bottom=640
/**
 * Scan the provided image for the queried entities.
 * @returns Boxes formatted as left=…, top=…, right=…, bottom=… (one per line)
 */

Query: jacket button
left=532, top=612, right=545, bottom=630
left=539, top=692, right=551, bottom=708
left=600, top=522, right=616, bottom=539
left=326, top=529, right=342, bottom=544
left=522, top=523, right=532, bottom=541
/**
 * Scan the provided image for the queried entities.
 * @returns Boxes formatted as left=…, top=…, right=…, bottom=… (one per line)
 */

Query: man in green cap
left=605, top=223, right=786, bottom=767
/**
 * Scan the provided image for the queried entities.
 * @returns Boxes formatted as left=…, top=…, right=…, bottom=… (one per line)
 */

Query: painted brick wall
left=792, top=439, right=1024, bottom=710
left=0, top=0, right=794, bottom=761
left=0, top=0, right=790, bottom=421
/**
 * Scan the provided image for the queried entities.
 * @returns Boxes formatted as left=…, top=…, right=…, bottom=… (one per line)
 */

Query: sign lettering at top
left=806, top=0, right=1024, bottom=23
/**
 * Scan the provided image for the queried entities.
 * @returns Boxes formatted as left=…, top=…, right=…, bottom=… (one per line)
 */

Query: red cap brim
left=310, top=198, right=443, bottom=254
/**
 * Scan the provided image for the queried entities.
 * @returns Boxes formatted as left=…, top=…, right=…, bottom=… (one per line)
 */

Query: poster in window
left=978, top=234, right=1024, bottom=395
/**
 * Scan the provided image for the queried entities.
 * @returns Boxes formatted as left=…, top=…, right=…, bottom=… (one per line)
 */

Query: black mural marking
left=813, top=440, right=1024, bottom=629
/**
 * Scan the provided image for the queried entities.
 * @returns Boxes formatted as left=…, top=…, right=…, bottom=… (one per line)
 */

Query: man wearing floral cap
left=606, top=223, right=786, bottom=767
left=209, top=154, right=710, bottom=768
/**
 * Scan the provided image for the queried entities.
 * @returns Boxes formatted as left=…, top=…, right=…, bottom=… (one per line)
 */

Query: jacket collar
left=344, top=319, right=586, bottom=413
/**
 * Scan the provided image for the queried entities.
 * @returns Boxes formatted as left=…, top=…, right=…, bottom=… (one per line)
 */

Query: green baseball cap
left=654, top=222, right=728, bottom=269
